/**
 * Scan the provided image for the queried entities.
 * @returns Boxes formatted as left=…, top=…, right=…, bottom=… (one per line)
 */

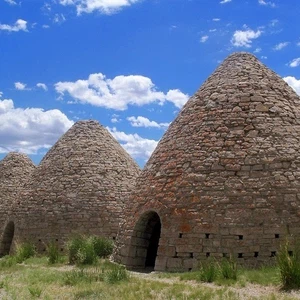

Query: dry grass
left=0, top=256, right=300, bottom=299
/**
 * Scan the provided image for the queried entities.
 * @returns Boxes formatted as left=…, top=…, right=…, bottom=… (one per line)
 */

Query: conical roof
left=13, top=120, right=140, bottom=250
left=0, top=152, right=35, bottom=232
left=114, top=52, right=300, bottom=271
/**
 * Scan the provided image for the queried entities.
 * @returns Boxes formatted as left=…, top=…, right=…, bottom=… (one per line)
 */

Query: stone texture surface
left=0, top=153, right=35, bottom=254
left=10, top=120, right=140, bottom=252
left=114, top=52, right=300, bottom=271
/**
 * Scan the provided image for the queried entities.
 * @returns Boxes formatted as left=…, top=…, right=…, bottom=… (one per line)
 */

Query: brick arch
left=127, top=211, right=161, bottom=270
left=0, top=221, right=15, bottom=256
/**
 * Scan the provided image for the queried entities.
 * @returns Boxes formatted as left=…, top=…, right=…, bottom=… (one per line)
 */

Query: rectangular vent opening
left=205, top=233, right=210, bottom=239
left=238, top=253, right=243, bottom=258
left=238, top=235, right=243, bottom=240
left=179, top=233, right=183, bottom=238
left=254, top=252, right=259, bottom=257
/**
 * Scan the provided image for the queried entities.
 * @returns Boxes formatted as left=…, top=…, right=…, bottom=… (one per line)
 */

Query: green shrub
left=67, top=235, right=114, bottom=265
left=15, top=242, right=36, bottom=263
left=0, top=255, right=17, bottom=268
left=104, top=265, right=129, bottom=284
left=277, top=239, right=300, bottom=289
left=90, top=236, right=114, bottom=258
left=220, top=256, right=237, bottom=280
left=198, top=259, right=218, bottom=283
left=46, top=241, right=60, bottom=265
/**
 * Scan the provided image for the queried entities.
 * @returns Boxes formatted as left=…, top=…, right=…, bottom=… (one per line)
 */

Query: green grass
left=0, top=251, right=299, bottom=299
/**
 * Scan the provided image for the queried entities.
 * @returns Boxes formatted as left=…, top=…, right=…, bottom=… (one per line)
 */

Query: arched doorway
left=0, top=221, right=15, bottom=256
left=128, top=211, right=161, bottom=270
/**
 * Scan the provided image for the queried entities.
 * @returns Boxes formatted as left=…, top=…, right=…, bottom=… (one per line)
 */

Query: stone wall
left=0, top=153, right=35, bottom=255
left=10, top=120, right=140, bottom=252
left=114, top=52, right=300, bottom=271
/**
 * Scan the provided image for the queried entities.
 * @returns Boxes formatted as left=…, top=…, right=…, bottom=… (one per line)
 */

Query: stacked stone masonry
left=4, top=120, right=140, bottom=253
left=113, top=52, right=300, bottom=271
left=0, top=153, right=36, bottom=255
left=1, top=52, right=300, bottom=272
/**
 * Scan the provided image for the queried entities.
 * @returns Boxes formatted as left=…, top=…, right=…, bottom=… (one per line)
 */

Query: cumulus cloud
left=258, top=0, right=276, bottom=7
left=200, top=35, right=209, bottom=43
left=108, top=127, right=158, bottom=161
left=220, top=0, right=232, bottom=4
left=283, top=76, right=300, bottom=95
left=273, top=42, right=289, bottom=51
left=59, top=0, right=141, bottom=15
left=55, top=73, right=188, bottom=110
left=15, top=82, right=29, bottom=90
left=289, top=58, right=300, bottom=68
left=36, top=83, right=48, bottom=91
left=4, top=0, right=17, bottom=5
left=231, top=28, right=262, bottom=47
left=127, top=116, right=169, bottom=129
left=0, top=19, right=27, bottom=32
left=0, top=99, right=73, bottom=155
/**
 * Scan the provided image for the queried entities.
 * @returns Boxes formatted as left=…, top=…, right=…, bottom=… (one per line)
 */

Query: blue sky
left=0, top=0, right=299, bottom=167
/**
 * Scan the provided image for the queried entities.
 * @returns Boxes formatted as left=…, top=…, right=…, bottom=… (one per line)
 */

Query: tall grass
left=15, top=242, right=36, bottom=263
left=46, top=241, right=60, bottom=264
left=277, top=239, right=300, bottom=289
left=219, top=256, right=237, bottom=280
left=67, top=235, right=114, bottom=265
left=198, top=259, right=219, bottom=283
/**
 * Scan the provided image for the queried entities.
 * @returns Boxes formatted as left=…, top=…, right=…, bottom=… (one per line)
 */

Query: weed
left=0, top=255, right=17, bottom=268
left=15, top=242, right=36, bottom=263
left=219, top=256, right=237, bottom=280
left=277, top=239, right=300, bottom=289
left=46, top=241, right=60, bottom=264
left=104, top=264, right=129, bottom=284
left=28, top=286, right=42, bottom=298
left=198, top=259, right=219, bottom=283
left=90, top=236, right=114, bottom=258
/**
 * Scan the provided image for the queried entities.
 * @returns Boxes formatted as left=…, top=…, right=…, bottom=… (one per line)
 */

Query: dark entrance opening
left=128, top=211, right=161, bottom=270
left=145, top=220, right=161, bottom=268
left=0, top=221, right=15, bottom=257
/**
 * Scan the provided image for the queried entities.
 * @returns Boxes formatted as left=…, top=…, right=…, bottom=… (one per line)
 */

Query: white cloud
left=59, top=0, right=142, bottom=15
left=258, top=0, right=276, bottom=7
left=0, top=91, right=3, bottom=98
left=55, top=73, right=188, bottom=110
left=15, top=82, right=29, bottom=90
left=254, top=47, right=262, bottom=53
left=42, top=24, right=50, bottom=29
left=289, top=58, right=300, bottom=68
left=127, top=116, right=169, bottom=129
left=4, top=0, right=17, bottom=5
left=108, top=127, right=158, bottom=161
left=297, top=42, right=300, bottom=47
left=220, top=0, right=231, bottom=4
left=53, top=13, right=66, bottom=23
left=36, top=83, right=48, bottom=91
left=0, top=99, right=73, bottom=155
left=0, top=19, right=27, bottom=32
left=261, top=56, right=268, bottom=59
left=273, top=42, right=289, bottom=51
left=231, top=28, right=262, bottom=47
left=213, top=18, right=221, bottom=21
left=283, top=76, right=300, bottom=95
left=200, top=35, right=209, bottom=43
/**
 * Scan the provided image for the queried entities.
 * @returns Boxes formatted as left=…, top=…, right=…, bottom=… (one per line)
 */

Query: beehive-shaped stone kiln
left=10, top=120, right=140, bottom=252
left=114, top=52, right=300, bottom=271
left=0, top=153, right=35, bottom=255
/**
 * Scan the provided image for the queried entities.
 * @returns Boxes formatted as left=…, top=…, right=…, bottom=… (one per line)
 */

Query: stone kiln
left=0, top=153, right=35, bottom=255
left=8, top=120, right=140, bottom=252
left=114, top=52, right=300, bottom=271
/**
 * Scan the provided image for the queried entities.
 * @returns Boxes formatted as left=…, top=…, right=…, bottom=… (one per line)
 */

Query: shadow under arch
left=128, top=211, right=161, bottom=271
left=0, top=221, right=15, bottom=257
